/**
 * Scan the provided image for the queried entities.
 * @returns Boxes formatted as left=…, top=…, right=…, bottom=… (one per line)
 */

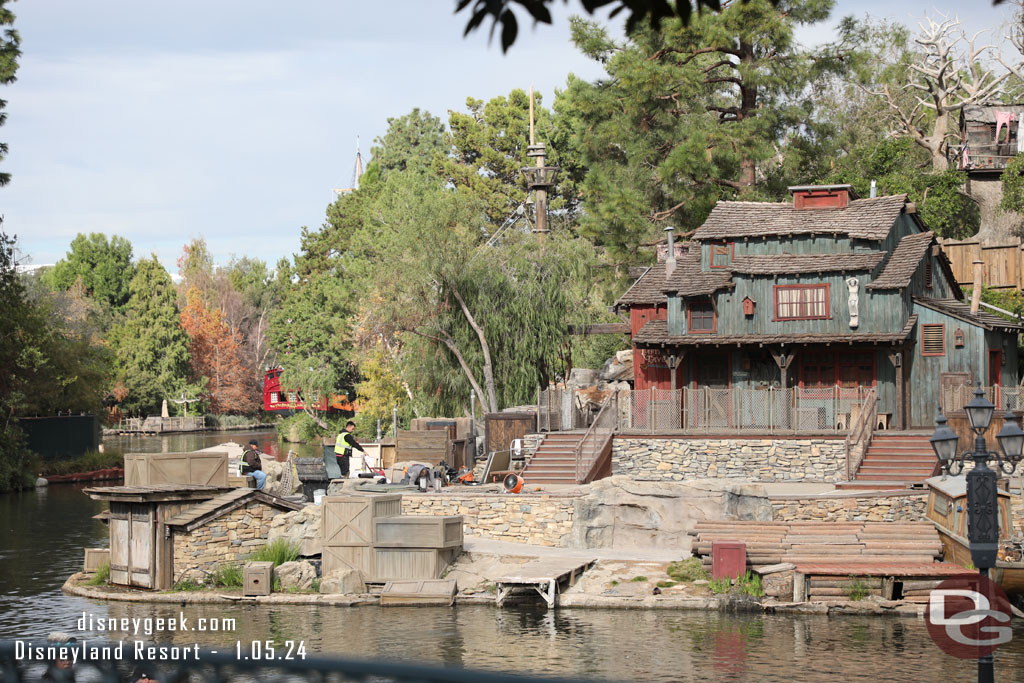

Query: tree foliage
left=110, top=257, right=193, bottom=415
left=44, top=232, right=135, bottom=311
left=180, top=286, right=258, bottom=414
left=0, top=0, right=20, bottom=186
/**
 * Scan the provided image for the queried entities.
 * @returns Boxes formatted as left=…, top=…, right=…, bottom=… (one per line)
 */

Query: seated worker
left=334, top=421, right=365, bottom=478
left=240, top=439, right=266, bottom=490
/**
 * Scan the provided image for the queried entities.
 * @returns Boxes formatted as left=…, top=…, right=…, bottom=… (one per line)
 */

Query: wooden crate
left=373, top=547, right=459, bottom=581
left=373, top=516, right=463, bottom=549
left=244, top=561, right=274, bottom=596
left=380, top=579, right=458, bottom=606
left=322, top=494, right=403, bottom=546
left=83, top=548, right=110, bottom=572
left=323, top=545, right=374, bottom=577
left=124, top=452, right=228, bottom=487
left=396, top=430, right=449, bottom=464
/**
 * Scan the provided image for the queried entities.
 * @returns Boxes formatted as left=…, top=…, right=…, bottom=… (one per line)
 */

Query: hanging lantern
left=954, top=328, right=965, bottom=348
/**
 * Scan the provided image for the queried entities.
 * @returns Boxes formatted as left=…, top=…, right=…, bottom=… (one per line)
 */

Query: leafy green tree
left=0, top=0, right=20, bottom=186
left=556, top=0, right=843, bottom=264
left=110, top=256, right=194, bottom=415
left=44, top=233, right=135, bottom=311
left=826, top=137, right=978, bottom=239
left=1001, top=154, right=1024, bottom=215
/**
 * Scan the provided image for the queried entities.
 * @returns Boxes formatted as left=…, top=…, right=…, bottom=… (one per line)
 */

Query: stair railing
left=844, top=387, right=878, bottom=481
left=575, top=393, right=617, bottom=483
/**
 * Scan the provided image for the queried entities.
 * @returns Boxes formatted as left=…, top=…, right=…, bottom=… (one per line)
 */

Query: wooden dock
left=495, top=557, right=595, bottom=608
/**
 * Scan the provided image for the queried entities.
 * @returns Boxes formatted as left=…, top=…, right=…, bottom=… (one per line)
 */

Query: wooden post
left=769, top=348, right=794, bottom=389
left=887, top=350, right=905, bottom=431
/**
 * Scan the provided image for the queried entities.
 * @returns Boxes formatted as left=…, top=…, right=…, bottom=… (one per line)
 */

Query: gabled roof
left=165, top=488, right=303, bottom=532
left=913, top=297, right=1024, bottom=332
left=661, top=249, right=734, bottom=296
left=633, top=315, right=918, bottom=347
left=866, top=231, right=935, bottom=291
left=614, top=262, right=668, bottom=307
left=729, top=252, right=885, bottom=275
left=693, top=194, right=908, bottom=241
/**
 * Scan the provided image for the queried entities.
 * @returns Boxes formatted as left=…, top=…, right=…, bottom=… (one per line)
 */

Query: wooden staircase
left=521, top=433, right=586, bottom=485
left=837, top=432, right=939, bottom=490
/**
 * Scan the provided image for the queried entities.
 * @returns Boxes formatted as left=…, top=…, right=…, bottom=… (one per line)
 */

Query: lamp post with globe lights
left=929, top=387, right=1024, bottom=683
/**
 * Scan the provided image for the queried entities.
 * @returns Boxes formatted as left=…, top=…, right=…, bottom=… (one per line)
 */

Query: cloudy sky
left=2, top=1, right=1016, bottom=271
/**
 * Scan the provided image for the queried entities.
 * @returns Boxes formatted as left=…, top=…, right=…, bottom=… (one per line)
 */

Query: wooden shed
left=83, top=484, right=232, bottom=589
left=484, top=412, right=535, bottom=458
left=124, top=451, right=228, bottom=487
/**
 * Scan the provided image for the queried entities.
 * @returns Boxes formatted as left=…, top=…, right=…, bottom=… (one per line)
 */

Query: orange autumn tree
left=180, top=286, right=258, bottom=414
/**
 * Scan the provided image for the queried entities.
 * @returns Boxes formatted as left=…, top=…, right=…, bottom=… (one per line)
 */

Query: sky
left=2, top=1, right=1018, bottom=272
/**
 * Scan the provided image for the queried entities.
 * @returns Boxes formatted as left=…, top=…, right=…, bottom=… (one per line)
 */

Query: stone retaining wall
left=172, top=501, right=285, bottom=582
left=613, top=437, right=847, bottom=482
left=770, top=493, right=929, bottom=523
left=401, top=494, right=576, bottom=547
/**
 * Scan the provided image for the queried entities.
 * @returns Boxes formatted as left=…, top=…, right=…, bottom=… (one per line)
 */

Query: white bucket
left=313, top=489, right=326, bottom=505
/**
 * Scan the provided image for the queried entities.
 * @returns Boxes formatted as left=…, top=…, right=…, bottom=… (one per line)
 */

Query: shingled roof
left=730, top=252, right=885, bottom=275
left=661, top=249, right=734, bottom=296
left=693, top=194, right=908, bottom=241
left=633, top=315, right=918, bottom=347
left=614, top=263, right=668, bottom=307
left=913, top=297, right=1024, bottom=332
left=866, top=231, right=935, bottom=290
left=164, top=488, right=303, bottom=532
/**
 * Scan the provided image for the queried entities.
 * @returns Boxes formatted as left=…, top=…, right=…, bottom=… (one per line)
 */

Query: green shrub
left=0, top=423, right=36, bottom=492
left=656, top=580, right=677, bottom=588
left=609, top=580, right=619, bottom=587
left=667, top=558, right=708, bottom=582
left=206, top=414, right=262, bottom=428
left=37, top=450, right=124, bottom=477
left=738, top=571, right=764, bottom=597
left=209, top=564, right=243, bottom=588
left=86, top=562, right=110, bottom=586
left=250, top=539, right=300, bottom=566
left=631, top=575, right=648, bottom=582
left=848, top=576, right=869, bottom=601
left=173, top=579, right=204, bottom=591
left=310, top=578, right=321, bottom=593
left=709, top=577, right=732, bottom=594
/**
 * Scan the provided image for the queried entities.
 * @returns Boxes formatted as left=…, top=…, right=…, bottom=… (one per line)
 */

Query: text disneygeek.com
left=77, top=611, right=235, bottom=635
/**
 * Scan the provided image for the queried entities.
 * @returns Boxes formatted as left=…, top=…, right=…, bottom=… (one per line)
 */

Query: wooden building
left=615, top=185, right=1023, bottom=430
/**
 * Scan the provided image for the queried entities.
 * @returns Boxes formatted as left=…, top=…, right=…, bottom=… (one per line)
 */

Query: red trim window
left=710, top=242, right=734, bottom=269
left=921, top=324, right=945, bottom=356
left=687, top=300, right=716, bottom=333
left=774, top=284, right=830, bottom=320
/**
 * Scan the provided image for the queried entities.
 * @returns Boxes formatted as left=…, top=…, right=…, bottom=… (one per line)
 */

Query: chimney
left=788, top=184, right=857, bottom=210
left=870, top=180, right=877, bottom=198
left=971, top=259, right=984, bottom=314
left=664, top=226, right=677, bottom=277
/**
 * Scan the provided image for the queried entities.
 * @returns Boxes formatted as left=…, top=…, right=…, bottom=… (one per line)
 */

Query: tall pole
left=529, top=86, right=548, bottom=240
left=968, top=433, right=999, bottom=683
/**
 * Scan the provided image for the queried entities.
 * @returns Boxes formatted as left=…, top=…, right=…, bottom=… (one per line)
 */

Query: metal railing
left=575, top=394, right=617, bottom=483
left=844, top=387, right=878, bottom=480
left=537, top=387, right=603, bottom=432
left=617, top=386, right=873, bottom=434
left=941, top=385, right=1024, bottom=413
left=952, top=142, right=1018, bottom=171
left=115, top=416, right=207, bottom=433
left=0, top=640, right=585, bottom=683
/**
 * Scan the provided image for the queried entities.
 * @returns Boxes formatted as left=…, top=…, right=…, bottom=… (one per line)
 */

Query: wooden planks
left=495, top=558, right=595, bottom=609
left=380, top=579, right=458, bottom=606
left=396, top=430, right=449, bottom=464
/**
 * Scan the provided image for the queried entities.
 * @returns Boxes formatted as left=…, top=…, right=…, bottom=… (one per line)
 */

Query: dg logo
left=926, top=574, right=1013, bottom=659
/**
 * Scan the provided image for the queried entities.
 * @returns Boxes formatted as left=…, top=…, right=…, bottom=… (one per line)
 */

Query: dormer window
left=710, top=242, right=733, bottom=269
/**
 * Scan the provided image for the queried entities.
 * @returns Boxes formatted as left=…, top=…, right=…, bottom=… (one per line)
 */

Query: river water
left=3, top=432, right=1024, bottom=681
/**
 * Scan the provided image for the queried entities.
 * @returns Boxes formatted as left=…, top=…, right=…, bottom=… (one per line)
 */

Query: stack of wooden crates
left=321, top=493, right=463, bottom=583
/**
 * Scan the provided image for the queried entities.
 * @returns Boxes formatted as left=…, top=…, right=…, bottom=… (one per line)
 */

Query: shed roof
left=962, top=103, right=1024, bottom=125
left=614, top=263, right=668, bottom=307
left=82, top=484, right=233, bottom=503
left=692, top=194, right=908, bottom=241
left=729, top=252, right=885, bottom=275
left=633, top=314, right=918, bottom=347
left=925, top=475, right=1010, bottom=499
left=661, top=249, right=735, bottom=296
left=866, top=231, right=935, bottom=290
left=164, top=488, right=303, bottom=531
left=913, top=297, right=1024, bottom=332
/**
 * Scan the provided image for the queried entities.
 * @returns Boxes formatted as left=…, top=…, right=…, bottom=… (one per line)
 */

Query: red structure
left=711, top=541, right=747, bottom=580
left=262, top=368, right=355, bottom=414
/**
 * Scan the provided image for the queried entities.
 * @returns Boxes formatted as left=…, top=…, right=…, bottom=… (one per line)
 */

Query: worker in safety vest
left=334, top=421, right=365, bottom=477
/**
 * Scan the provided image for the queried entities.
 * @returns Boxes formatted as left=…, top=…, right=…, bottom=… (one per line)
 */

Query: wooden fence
left=938, top=237, right=1024, bottom=291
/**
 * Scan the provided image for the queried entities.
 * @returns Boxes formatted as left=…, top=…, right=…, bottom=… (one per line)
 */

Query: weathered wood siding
left=632, top=304, right=667, bottom=390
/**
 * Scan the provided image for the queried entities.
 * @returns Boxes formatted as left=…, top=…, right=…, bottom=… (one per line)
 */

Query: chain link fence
left=941, top=385, right=1024, bottom=413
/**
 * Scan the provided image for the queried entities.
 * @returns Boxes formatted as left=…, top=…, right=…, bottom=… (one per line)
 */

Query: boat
left=925, top=474, right=1024, bottom=595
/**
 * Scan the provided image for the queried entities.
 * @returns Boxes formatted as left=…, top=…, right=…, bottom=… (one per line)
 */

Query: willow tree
left=359, top=171, right=594, bottom=416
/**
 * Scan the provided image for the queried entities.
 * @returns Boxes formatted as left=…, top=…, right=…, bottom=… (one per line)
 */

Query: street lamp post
left=929, top=387, right=1024, bottom=683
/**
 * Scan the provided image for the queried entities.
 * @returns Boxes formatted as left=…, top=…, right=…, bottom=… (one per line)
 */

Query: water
left=5, top=432, right=1024, bottom=680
